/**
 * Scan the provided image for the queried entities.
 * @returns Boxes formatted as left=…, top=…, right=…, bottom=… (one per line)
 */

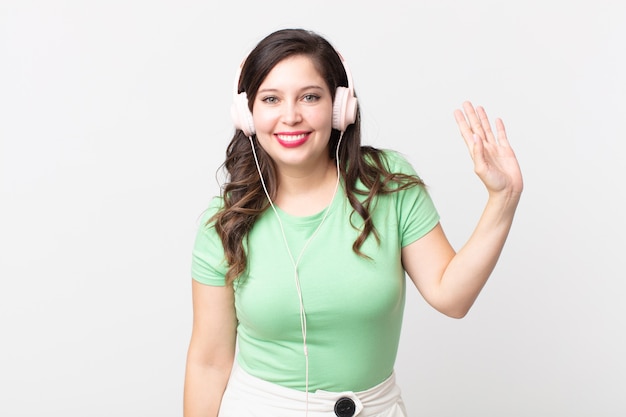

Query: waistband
left=219, top=362, right=406, bottom=417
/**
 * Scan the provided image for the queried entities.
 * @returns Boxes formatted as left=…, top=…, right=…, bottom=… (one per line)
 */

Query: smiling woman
left=183, top=28, right=522, bottom=417
left=252, top=55, right=334, bottom=180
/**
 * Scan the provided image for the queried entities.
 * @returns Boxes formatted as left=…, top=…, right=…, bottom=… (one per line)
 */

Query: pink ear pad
left=231, top=92, right=255, bottom=136
left=332, top=86, right=358, bottom=131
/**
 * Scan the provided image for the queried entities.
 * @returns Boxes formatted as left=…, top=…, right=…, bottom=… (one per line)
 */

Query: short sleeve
left=384, top=151, right=440, bottom=247
left=191, top=197, right=228, bottom=286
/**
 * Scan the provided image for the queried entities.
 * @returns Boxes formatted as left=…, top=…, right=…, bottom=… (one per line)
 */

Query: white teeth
left=276, top=133, right=306, bottom=141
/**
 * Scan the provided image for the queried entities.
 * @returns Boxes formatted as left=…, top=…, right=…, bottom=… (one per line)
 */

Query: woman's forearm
left=183, top=358, right=233, bottom=417
left=437, top=192, right=521, bottom=318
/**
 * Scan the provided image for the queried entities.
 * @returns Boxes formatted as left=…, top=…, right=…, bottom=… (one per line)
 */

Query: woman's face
left=252, top=55, right=333, bottom=174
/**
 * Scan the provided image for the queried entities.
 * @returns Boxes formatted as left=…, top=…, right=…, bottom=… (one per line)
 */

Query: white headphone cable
left=248, top=133, right=343, bottom=417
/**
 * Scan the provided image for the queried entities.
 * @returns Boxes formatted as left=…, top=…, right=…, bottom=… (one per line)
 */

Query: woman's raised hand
left=454, top=101, right=524, bottom=198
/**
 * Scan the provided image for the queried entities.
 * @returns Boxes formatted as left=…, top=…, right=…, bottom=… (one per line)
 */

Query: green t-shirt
left=191, top=150, right=439, bottom=392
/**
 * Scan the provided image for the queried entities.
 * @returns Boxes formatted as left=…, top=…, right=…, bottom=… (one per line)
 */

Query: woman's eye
left=303, top=94, right=319, bottom=103
left=262, top=96, right=278, bottom=104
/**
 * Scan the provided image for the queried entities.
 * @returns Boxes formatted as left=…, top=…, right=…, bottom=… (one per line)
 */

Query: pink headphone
left=230, top=54, right=358, bottom=136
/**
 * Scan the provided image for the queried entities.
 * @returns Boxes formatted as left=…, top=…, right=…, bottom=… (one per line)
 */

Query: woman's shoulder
left=376, top=148, right=419, bottom=176
left=197, top=196, right=225, bottom=226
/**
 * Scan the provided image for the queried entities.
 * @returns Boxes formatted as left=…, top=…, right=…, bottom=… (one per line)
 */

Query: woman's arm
left=402, top=102, right=523, bottom=318
left=183, top=280, right=237, bottom=417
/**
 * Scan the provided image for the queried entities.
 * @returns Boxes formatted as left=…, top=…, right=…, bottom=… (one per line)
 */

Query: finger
left=462, top=101, right=487, bottom=141
left=453, top=108, right=475, bottom=151
left=471, top=131, right=487, bottom=174
left=495, top=118, right=510, bottom=147
left=476, top=106, right=496, bottom=144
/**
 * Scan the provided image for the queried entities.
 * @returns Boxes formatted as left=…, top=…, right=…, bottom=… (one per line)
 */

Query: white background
left=1, top=1, right=625, bottom=416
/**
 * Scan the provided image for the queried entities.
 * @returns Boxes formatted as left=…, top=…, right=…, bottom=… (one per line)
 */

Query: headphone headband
left=231, top=53, right=358, bottom=136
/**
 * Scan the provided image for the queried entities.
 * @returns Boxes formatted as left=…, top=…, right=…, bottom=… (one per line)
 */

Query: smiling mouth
left=276, top=133, right=307, bottom=141
left=275, top=132, right=309, bottom=148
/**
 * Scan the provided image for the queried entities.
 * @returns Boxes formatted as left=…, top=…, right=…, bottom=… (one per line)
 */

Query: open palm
left=454, top=101, right=524, bottom=197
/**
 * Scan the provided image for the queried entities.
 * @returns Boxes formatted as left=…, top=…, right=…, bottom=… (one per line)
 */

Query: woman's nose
left=281, top=101, right=302, bottom=125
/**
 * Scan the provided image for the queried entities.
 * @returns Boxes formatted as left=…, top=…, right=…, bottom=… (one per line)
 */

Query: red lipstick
left=274, top=131, right=310, bottom=148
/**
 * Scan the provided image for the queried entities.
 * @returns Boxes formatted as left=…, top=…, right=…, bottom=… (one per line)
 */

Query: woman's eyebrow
left=257, top=85, right=326, bottom=94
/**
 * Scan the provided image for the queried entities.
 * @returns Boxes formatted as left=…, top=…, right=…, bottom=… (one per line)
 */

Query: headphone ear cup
left=332, top=86, right=358, bottom=132
left=231, top=92, right=255, bottom=136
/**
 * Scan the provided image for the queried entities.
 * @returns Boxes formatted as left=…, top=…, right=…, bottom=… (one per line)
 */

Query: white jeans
left=218, top=363, right=408, bottom=417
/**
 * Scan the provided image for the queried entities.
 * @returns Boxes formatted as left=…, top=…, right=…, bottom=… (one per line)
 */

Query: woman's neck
left=274, top=158, right=339, bottom=216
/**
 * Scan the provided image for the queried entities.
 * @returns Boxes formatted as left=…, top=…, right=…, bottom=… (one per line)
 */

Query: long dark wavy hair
left=212, top=29, right=423, bottom=284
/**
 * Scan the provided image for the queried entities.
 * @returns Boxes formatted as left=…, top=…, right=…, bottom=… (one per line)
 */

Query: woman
left=184, top=28, right=523, bottom=417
